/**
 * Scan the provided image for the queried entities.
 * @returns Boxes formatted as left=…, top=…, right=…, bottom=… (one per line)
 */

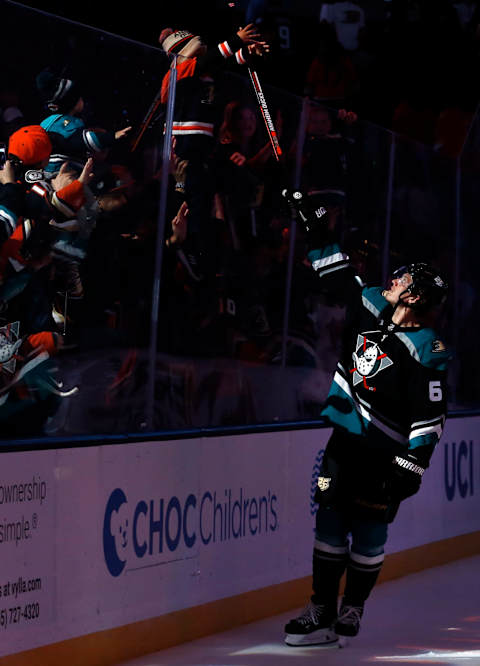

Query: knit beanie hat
left=160, top=28, right=203, bottom=57
left=36, top=70, right=82, bottom=114
left=8, top=125, right=52, bottom=165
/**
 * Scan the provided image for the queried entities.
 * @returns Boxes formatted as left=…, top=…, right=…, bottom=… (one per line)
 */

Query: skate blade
left=285, top=628, right=340, bottom=648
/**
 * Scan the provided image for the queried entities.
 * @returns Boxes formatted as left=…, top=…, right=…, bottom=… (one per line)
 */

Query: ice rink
left=116, top=554, right=480, bottom=666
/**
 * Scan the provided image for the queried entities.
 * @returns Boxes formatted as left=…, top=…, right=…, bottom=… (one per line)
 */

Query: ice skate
left=284, top=602, right=339, bottom=647
left=334, top=601, right=364, bottom=637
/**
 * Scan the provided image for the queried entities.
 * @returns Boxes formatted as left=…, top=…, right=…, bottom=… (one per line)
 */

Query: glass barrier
left=457, top=103, right=480, bottom=409
left=152, top=74, right=308, bottom=429
left=1, top=3, right=477, bottom=442
left=287, top=100, right=394, bottom=421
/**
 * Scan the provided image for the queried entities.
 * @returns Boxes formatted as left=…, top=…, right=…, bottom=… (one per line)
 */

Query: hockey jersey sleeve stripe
left=409, top=421, right=444, bottom=442
left=31, top=183, right=48, bottom=199
left=308, top=243, right=347, bottom=263
left=53, top=180, right=85, bottom=214
left=172, top=122, right=214, bottom=136
left=235, top=49, right=247, bottom=65
left=172, top=121, right=214, bottom=128
left=51, top=192, right=76, bottom=218
left=0, top=206, right=17, bottom=236
left=48, top=155, right=71, bottom=164
left=82, top=129, right=103, bottom=153
left=311, top=261, right=350, bottom=278
left=409, top=433, right=441, bottom=450
left=172, top=121, right=214, bottom=130
left=411, top=416, right=445, bottom=429
left=218, top=41, right=233, bottom=58
left=309, top=245, right=350, bottom=278
left=333, top=369, right=353, bottom=398
left=311, top=251, right=348, bottom=270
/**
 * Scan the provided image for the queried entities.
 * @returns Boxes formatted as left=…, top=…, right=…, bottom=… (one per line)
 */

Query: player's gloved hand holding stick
left=281, top=189, right=328, bottom=247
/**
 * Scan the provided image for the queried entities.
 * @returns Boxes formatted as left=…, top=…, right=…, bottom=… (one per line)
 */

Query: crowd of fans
left=13, top=0, right=480, bottom=150
left=245, top=0, right=480, bottom=155
left=0, top=0, right=478, bottom=437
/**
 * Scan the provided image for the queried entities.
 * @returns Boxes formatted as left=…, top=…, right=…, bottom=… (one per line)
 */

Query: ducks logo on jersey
left=351, top=334, right=393, bottom=391
left=0, top=321, right=21, bottom=374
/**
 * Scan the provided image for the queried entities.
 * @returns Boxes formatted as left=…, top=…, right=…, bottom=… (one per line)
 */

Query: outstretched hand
left=78, top=157, right=95, bottom=185
left=0, top=160, right=15, bottom=184
left=52, top=161, right=76, bottom=191
left=247, top=42, right=270, bottom=57
left=237, top=23, right=261, bottom=43
left=115, top=126, right=132, bottom=140
left=169, top=200, right=188, bottom=246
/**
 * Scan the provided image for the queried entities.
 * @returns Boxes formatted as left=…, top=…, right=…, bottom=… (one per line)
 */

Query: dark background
left=9, top=0, right=249, bottom=45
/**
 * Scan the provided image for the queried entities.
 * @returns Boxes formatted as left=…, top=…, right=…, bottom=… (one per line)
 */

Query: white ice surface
left=115, top=554, right=480, bottom=666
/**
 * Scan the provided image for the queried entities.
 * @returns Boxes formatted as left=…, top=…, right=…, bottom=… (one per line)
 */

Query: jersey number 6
left=429, top=381, right=443, bottom=402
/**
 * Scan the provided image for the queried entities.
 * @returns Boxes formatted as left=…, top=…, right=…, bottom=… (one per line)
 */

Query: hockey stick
left=248, top=68, right=282, bottom=161
left=130, top=86, right=165, bottom=153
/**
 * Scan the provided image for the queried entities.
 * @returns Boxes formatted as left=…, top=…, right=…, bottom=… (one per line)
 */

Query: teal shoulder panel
left=361, top=286, right=388, bottom=319
left=41, top=114, right=63, bottom=132
left=394, top=328, right=450, bottom=370
left=41, top=114, right=84, bottom=137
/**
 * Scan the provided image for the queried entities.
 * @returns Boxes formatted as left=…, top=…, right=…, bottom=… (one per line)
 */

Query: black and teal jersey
left=308, top=242, right=450, bottom=462
left=40, top=114, right=115, bottom=175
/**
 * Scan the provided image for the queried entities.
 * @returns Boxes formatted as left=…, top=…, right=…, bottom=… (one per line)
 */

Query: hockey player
left=282, top=190, right=449, bottom=646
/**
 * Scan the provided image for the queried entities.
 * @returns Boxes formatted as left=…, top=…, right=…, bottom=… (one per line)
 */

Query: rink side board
left=0, top=415, right=479, bottom=665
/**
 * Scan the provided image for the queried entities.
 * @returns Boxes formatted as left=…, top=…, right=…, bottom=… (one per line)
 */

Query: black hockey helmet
left=392, top=263, right=448, bottom=310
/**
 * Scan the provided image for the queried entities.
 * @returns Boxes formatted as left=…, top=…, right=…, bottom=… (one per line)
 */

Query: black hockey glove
left=281, top=189, right=328, bottom=248
left=386, top=452, right=426, bottom=502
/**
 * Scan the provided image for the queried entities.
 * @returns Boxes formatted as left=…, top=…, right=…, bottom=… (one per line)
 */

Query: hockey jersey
left=308, top=240, right=449, bottom=462
left=160, top=34, right=251, bottom=159
left=40, top=114, right=115, bottom=175
left=0, top=177, right=85, bottom=303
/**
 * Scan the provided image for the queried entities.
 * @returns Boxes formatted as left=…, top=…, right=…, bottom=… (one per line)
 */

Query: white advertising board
left=0, top=416, right=479, bottom=657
